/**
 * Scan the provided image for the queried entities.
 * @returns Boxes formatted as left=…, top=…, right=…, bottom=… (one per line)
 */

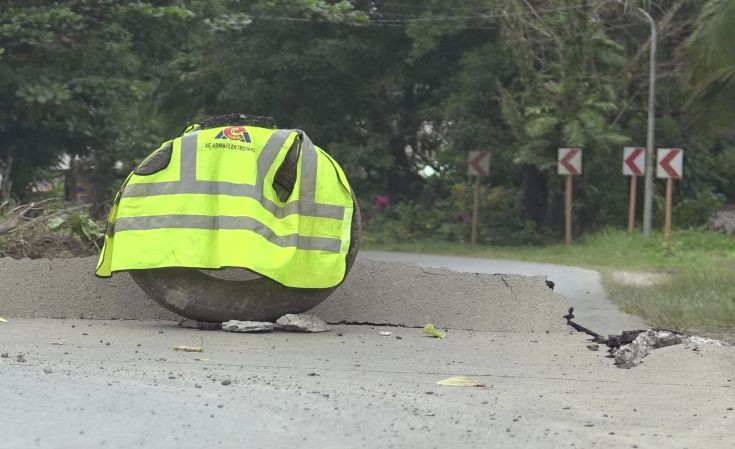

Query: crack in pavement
left=500, top=275, right=513, bottom=291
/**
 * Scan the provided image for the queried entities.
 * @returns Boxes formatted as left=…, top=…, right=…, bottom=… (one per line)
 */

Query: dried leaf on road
left=193, top=357, right=209, bottom=362
left=423, top=323, right=446, bottom=339
left=436, top=376, right=486, bottom=387
left=173, top=345, right=204, bottom=352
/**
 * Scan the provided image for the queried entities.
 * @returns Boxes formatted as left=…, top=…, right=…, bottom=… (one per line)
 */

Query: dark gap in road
left=329, top=321, right=487, bottom=332
left=327, top=321, right=423, bottom=329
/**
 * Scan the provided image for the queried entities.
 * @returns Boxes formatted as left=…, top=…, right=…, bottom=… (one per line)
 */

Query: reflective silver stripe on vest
left=120, top=181, right=344, bottom=219
left=112, top=215, right=342, bottom=252
left=121, top=129, right=345, bottom=220
left=256, top=130, right=292, bottom=191
left=299, top=133, right=318, bottom=203
left=180, top=131, right=199, bottom=180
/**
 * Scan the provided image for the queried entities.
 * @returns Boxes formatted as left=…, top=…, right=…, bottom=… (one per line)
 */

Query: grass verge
left=601, top=261, right=735, bottom=337
left=363, top=229, right=735, bottom=334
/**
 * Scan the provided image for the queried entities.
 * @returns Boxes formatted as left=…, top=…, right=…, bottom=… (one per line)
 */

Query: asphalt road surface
left=361, top=251, right=648, bottom=336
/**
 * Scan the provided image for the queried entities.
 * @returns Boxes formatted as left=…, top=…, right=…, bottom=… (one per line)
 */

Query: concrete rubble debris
left=378, top=331, right=392, bottom=336
left=178, top=319, right=220, bottom=331
left=613, top=329, right=686, bottom=368
left=686, top=336, right=727, bottom=346
left=275, top=314, right=330, bottom=333
left=221, top=320, right=274, bottom=333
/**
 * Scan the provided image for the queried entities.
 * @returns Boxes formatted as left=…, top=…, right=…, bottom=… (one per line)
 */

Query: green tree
left=0, top=1, right=194, bottom=213
left=682, top=0, right=735, bottom=134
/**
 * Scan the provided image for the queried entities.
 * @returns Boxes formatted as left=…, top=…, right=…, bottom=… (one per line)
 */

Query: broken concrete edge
left=182, top=317, right=454, bottom=333
left=182, top=318, right=563, bottom=335
left=219, top=314, right=331, bottom=334
left=612, top=330, right=686, bottom=369
left=567, top=319, right=735, bottom=369
left=178, top=319, right=220, bottom=331
left=222, top=320, right=274, bottom=333
left=275, top=314, right=330, bottom=333
left=562, top=307, right=735, bottom=369
left=612, top=332, right=732, bottom=368
left=187, top=316, right=453, bottom=334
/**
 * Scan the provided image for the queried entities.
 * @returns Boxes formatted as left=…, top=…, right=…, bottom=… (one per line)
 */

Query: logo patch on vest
left=215, top=127, right=251, bottom=143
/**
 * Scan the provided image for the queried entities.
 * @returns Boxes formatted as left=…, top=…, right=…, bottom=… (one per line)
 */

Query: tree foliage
left=2, top=0, right=733, bottom=240
left=0, top=0, right=195, bottom=212
left=682, top=0, right=735, bottom=134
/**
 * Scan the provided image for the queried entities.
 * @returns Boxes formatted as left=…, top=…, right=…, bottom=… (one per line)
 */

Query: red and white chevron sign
left=623, top=147, right=645, bottom=176
left=467, top=151, right=490, bottom=177
left=558, top=148, right=582, bottom=175
left=657, top=148, right=684, bottom=179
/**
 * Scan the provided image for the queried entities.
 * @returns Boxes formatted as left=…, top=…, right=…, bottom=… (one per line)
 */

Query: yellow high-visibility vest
left=96, top=125, right=354, bottom=289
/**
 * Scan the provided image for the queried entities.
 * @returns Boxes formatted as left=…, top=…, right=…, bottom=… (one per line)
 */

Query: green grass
left=602, top=262, right=735, bottom=336
left=364, top=228, right=735, bottom=271
left=364, top=229, right=735, bottom=334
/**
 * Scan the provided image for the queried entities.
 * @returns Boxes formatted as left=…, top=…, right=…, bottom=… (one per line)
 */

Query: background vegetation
left=2, top=0, right=735, bottom=241
left=2, top=0, right=734, bottom=333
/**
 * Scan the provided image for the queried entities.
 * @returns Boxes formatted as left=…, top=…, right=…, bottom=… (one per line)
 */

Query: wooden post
left=664, top=177, right=673, bottom=249
left=471, top=176, right=480, bottom=245
left=565, top=175, right=573, bottom=245
left=627, top=176, right=637, bottom=233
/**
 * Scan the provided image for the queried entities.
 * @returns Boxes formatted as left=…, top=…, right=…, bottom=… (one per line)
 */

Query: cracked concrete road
left=361, top=251, right=648, bottom=336
left=1, top=257, right=733, bottom=449
left=1, top=319, right=734, bottom=449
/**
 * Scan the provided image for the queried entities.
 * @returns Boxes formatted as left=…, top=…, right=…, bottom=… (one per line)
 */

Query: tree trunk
left=64, top=155, right=78, bottom=203
left=520, top=164, right=547, bottom=226
left=386, top=133, right=422, bottom=200
left=0, top=153, right=13, bottom=204
left=546, top=177, right=565, bottom=234
left=89, top=152, right=113, bottom=219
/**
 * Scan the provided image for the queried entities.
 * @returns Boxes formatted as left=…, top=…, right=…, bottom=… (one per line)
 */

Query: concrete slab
left=0, top=319, right=733, bottom=449
left=314, top=259, right=568, bottom=332
left=0, top=257, right=568, bottom=333
left=360, top=251, right=648, bottom=335
left=0, top=257, right=177, bottom=320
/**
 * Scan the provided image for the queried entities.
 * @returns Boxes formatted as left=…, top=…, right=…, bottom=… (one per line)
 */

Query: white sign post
left=558, top=148, right=582, bottom=245
left=467, top=151, right=490, bottom=244
left=657, top=148, right=684, bottom=249
left=623, top=147, right=646, bottom=232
